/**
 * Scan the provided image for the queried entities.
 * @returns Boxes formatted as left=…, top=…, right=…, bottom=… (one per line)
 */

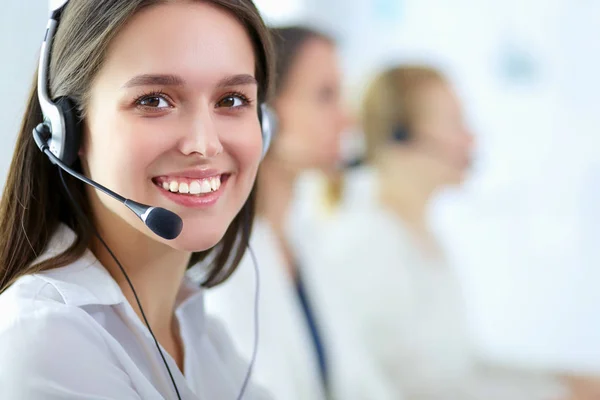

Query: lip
left=154, top=174, right=229, bottom=208
left=154, top=168, right=225, bottom=180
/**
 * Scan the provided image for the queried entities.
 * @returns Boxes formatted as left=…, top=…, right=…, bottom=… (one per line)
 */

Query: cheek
left=435, top=127, right=470, bottom=159
left=222, top=120, right=263, bottom=177
left=83, top=110, right=170, bottom=194
left=275, top=103, right=342, bottom=166
left=431, top=135, right=467, bottom=167
left=312, top=104, right=342, bottom=152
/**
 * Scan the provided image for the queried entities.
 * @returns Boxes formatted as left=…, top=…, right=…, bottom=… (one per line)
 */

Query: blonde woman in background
left=304, top=65, right=575, bottom=399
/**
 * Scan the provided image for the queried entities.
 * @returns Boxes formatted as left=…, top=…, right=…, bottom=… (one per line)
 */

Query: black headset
left=33, top=1, right=266, bottom=399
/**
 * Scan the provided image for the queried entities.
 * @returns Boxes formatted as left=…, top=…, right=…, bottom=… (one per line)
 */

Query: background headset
left=33, top=1, right=270, bottom=399
left=391, top=125, right=411, bottom=143
left=343, top=125, right=410, bottom=169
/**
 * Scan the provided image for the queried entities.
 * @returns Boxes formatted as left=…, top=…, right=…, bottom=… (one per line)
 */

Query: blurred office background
left=254, top=0, right=600, bottom=375
left=1, top=0, right=599, bottom=376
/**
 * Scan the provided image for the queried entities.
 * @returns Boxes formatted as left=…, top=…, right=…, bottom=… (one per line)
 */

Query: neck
left=256, top=157, right=297, bottom=234
left=379, top=172, right=433, bottom=234
left=89, top=200, right=190, bottom=337
left=375, top=151, right=441, bottom=243
left=256, top=157, right=298, bottom=276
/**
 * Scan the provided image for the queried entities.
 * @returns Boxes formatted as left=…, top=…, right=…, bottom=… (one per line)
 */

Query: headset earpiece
left=37, top=96, right=81, bottom=167
left=258, top=103, right=277, bottom=158
left=54, top=96, right=81, bottom=166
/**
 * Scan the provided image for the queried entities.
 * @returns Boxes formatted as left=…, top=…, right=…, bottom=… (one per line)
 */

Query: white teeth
left=178, top=182, right=189, bottom=194
left=161, top=176, right=222, bottom=195
left=189, top=180, right=201, bottom=194
left=200, top=180, right=212, bottom=193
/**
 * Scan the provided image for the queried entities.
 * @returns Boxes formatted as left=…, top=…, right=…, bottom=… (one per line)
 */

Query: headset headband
left=38, top=0, right=274, bottom=162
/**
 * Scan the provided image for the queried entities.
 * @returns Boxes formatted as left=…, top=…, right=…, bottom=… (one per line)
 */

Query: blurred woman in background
left=307, top=65, right=571, bottom=399
left=204, top=26, right=349, bottom=400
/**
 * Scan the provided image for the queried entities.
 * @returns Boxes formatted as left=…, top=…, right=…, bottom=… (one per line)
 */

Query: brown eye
left=216, top=95, right=247, bottom=109
left=136, top=96, right=170, bottom=108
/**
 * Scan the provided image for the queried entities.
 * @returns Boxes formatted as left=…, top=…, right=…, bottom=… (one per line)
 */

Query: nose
left=178, top=108, right=223, bottom=157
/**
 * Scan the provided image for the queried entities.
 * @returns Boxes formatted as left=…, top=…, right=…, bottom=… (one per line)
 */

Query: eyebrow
left=216, top=74, right=258, bottom=88
left=121, top=73, right=257, bottom=89
left=122, top=74, right=185, bottom=88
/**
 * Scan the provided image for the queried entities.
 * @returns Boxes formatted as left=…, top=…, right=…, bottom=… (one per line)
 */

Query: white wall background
left=1, top=0, right=599, bottom=374
left=0, top=2, right=47, bottom=190
left=429, top=2, right=600, bottom=373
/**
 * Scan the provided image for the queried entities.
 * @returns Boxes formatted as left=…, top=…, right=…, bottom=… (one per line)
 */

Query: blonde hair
left=322, top=172, right=343, bottom=213
left=361, top=65, right=445, bottom=162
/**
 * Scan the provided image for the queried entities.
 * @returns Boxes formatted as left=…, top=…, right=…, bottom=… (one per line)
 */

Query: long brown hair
left=0, top=0, right=274, bottom=292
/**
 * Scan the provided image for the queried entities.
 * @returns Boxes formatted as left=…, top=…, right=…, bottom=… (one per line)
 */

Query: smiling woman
left=0, top=0, right=275, bottom=399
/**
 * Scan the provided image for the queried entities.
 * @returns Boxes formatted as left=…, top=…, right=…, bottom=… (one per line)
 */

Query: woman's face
left=410, top=82, right=474, bottom=184
left=81, top=2, right=263, bottom=252
left=271, top=38, right=349, bottom=172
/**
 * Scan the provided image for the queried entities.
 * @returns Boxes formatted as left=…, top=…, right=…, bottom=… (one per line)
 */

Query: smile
left=153, top=175, right=224, bottom=195
left=152, top=174, right=231, bottom=208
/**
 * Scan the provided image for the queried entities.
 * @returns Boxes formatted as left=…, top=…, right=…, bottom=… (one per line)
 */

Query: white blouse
left=0, top=224, right=271, bottom=400
left=302, top=166, right=569, bottom=400
left=204, top=218, right=327, bottom=400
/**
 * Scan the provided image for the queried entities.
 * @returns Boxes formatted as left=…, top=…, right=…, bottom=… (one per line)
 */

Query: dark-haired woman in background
left=205, top=26, right=351, bottom=400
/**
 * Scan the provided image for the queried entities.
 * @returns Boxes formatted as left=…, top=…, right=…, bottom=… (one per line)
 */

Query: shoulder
left=0, top=291, right=105, bottom=389
left=0, top=273, right=69, bottom=329
left=0, top=270, right=111, bottom=362
left=0, top=276, right=110, bottom=359
left=0, top=256, right=116, bottom=329
left=323, top=167, right=411, bottom=245
left=0, top=276, right=140, bottom=399
left=322, top=204, right=412, bottom=259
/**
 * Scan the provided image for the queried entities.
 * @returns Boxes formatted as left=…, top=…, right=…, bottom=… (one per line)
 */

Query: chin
left=450, top=170, right=469, bottom=186
left=173, top=223, right=229, bottom=253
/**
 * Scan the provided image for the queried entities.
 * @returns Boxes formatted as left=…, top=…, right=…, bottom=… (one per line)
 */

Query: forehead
left=288, top=39, right=339, bottom=83
left=96, top=1, right=256, bottom=89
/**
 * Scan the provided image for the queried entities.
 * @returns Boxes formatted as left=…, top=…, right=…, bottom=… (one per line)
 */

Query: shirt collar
left=33, top=224, right=205, bottom=312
